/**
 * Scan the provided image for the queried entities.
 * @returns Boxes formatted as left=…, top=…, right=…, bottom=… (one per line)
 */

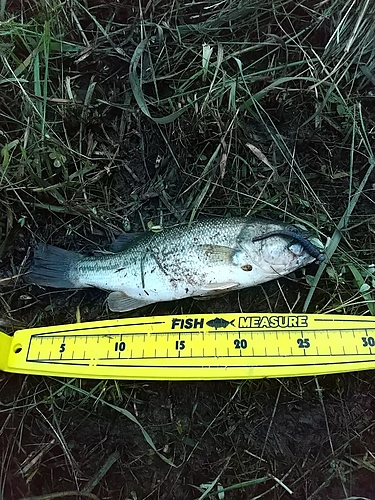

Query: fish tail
left=24, top=244, right=82, bottom=288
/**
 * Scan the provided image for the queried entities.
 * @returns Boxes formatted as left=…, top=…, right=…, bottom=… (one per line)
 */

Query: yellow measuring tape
left=1, top=313, right=375, bottom=380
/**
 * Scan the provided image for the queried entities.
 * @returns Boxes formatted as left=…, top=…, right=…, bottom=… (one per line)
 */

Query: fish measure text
left=170, top=315, right=309, bottom=330
left=171, top=318, right=205, bottom=329
left=238, top=315, right=308, bottom=329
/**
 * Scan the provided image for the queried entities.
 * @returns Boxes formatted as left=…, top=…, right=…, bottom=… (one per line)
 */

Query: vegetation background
left=1, top=0, right=375, bottom=498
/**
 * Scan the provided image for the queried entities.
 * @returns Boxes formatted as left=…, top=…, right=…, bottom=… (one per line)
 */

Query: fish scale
left=25, top=218, right=324, bottom=312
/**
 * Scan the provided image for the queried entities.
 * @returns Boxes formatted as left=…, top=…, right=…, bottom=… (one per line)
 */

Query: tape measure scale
left=1, top=313, right=375, bottom=380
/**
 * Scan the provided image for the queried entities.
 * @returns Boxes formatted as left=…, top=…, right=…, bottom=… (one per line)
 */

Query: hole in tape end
left=13, top=344, right=22, bottom=354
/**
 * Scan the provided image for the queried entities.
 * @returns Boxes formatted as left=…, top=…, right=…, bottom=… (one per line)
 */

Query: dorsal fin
left=109, top=232, right=144, bottom=252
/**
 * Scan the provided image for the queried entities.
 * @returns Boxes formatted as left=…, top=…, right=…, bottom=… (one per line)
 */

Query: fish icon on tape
left=206, top=318, right=235, bottom=330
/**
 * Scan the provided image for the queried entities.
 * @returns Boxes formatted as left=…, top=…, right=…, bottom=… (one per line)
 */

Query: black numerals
left=362, top=337, right=375, bottom=347
left=297, top=338, right=310, bottom=349
left=59, top=343, right=66, bottom=353
left=175, top=340, right=186, bottom=350
left=234, top=339, right=248, bottom=349
left=114, top=341, right=126, bottom=352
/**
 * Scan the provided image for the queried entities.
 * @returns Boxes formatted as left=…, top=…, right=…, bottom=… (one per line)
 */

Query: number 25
left=297, top=338, right=310, bottom=348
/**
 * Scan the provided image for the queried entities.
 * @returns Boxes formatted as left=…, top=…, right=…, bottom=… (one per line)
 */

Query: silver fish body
left=26, top=218, right=323, bottom=312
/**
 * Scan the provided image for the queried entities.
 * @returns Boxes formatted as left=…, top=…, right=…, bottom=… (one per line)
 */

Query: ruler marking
left=29, top=327, right=374, bottom=340
left=30, top=351, right=375, bottom=362
left=24, top=324, right=375, bottom=376
left=29, top=344, right=373, bottom=360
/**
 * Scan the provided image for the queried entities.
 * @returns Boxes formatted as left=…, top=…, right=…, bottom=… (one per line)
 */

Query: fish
left=25, top=217, right=324, bottom=313
left=206, top=318, right=235, bottom=330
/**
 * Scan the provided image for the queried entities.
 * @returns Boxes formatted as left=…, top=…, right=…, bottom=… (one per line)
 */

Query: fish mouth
left=253, top=240, right=317, bottom=274
left=288, top=243, right=317, bottom=265
left=292, top=253, right=317, bottom=268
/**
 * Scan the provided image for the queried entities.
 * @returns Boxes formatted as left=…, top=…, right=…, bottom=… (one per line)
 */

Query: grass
left=1, top=0, right=375, bottom=498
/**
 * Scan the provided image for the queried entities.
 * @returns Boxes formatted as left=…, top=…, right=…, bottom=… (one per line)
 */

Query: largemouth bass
left=25, top=218, right=324, bottom=312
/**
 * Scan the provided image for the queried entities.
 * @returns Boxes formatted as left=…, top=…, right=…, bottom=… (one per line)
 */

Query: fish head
left=239, top=225, right=317, bottom=277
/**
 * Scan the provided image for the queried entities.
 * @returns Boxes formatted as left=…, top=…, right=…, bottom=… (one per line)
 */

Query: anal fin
left=107, top=291, right=154, bottom=312
left=194, top=282, right=239, bottom=300
left=201, top=282, right=239, bottom=291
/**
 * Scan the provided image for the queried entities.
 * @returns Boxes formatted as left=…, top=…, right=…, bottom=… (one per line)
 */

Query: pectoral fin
left=200, top=245, right=235, bottom=263
left=107, top=291, right=154, bottom=312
